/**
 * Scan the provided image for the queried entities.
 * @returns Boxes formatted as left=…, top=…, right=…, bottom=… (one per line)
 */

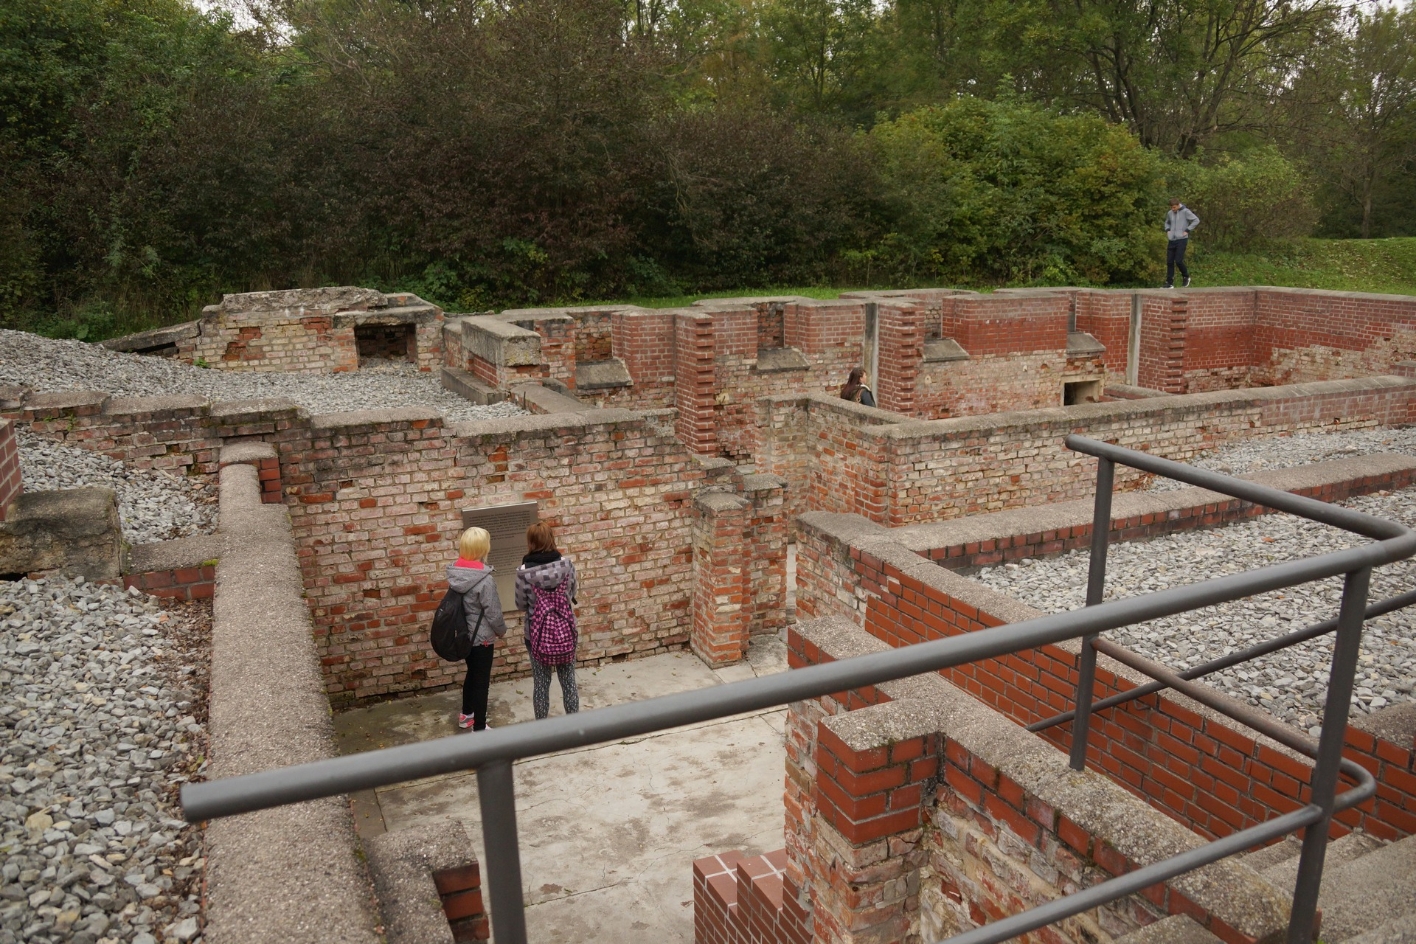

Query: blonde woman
left=446, top=527, right=508, bottom=730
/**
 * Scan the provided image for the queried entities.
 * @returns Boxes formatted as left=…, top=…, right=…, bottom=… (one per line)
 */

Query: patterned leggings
left=531, top=657, right=579, bottom=719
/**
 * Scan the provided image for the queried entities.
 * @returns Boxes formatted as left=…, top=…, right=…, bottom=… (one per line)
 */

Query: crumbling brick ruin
left=8, top=283, right=1416, bottom=944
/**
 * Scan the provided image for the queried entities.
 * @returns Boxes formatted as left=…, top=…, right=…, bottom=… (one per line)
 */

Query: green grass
left=1167, top=238, right=1416, bottom=295
left=583, top=285, right=870, bottom=309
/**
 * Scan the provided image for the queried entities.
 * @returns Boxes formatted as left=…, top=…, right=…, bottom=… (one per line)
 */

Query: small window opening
left=356, top=324, right=416, bottom=365
left=1064, top=380, right=1102, bottom=405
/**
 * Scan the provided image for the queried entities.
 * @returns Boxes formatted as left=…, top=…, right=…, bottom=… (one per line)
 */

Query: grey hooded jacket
left=1165, top=205, right=1200, bottom=241
left=446, top=564, right=509, bottom=647
left=515, top=557, right=578, bottom=612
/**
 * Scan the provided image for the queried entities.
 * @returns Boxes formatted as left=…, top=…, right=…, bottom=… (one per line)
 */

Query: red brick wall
left=693, top=849, right=810, bottom=944
left=795, top=526, right=1416, bottom=844
left=876, top=303, right=923, bottom=415
left=0, top=419, right=20, bottom=521
left=761, top=376, right=1416, bottom=527
left=1074, top=291, right=1132, bottom=376
left=1179, top=291, right=1259, bottom=392
left=943, top=295, right=1071, bottom=356
left=611, top=309, right=676, bottom=407
left=433, top=862, right=489, bottom=942
left=124, top=563, right=216, bottom=601
left=1138, top=294, right=1187, bottom=392
left=675, top=313, right=717, bottom=455
left=282, top=409, right=704, bottom=703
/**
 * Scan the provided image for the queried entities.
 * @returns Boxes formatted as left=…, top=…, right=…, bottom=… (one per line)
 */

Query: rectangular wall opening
left=1064, top=379, right=1102, bottom=405
left=355, top=323, right=416, bottom=364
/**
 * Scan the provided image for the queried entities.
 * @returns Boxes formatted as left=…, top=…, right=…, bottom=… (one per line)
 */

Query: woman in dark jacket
left=446, top=526, right=508, bottom=731
left=841, top=367, right=876, bottom=407
left=515, top=522, right=580, bottom=719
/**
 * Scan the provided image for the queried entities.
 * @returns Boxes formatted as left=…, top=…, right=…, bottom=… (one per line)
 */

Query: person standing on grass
left=1164, top=198, right=1200, bottom=289
left=447, top=526, right=507, bottom=731
left=516, top=522, right=580, bottom=720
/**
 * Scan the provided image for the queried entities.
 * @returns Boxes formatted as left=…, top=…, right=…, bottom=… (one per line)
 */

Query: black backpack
left=431, top=588, right=483, bottom=662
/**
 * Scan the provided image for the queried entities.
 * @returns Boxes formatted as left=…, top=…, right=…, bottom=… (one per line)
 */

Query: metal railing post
left=1286, top=566, right=1371, bottom=944
left=477, top=760, right=529, bottom=944
left=1069, top=457, right=1114, bottom=771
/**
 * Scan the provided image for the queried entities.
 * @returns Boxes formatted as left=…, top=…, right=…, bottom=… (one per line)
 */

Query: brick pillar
left=876, top=304, right=923, bottom=415
left=0, top=419, right=21, bottom=521
left=1160, top=296, right=1189, bottom=393
left=675, top=312, right=717, bottom=455
left=743, top=473, right=788, bottom=637
left=691, top=491, right=751, bottom=665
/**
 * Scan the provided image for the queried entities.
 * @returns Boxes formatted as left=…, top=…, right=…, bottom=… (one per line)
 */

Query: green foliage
left=1188, top=238, right=1416, bottom=295
left=866, top=97, right=1163, bottom=286
left=1163, top=147, right=1319, bottom=251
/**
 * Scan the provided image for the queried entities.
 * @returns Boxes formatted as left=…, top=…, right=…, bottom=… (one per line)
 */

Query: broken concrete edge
left=101, top=320, right=200, bottom=353
left=202, top=462, right=381, bottom=944
left=441, top=366, right=507, bottom=406
left=0, top=487, right=124, bottom=580
left=889, top=452, right=1416, bottom=558
left=456, top=314, right=542, bottom=366
left=797, top=615, right=1291, bottom=942
left=1354, top=700, right=1416, bottom=749
left=575, top=357, right=635, bottom=389
left=510, top=382, right=594, bottom=414
left=217, top=442, right=277, bottom=466
left=923, top=338, right=969, bottom=363
left=126, top=533, right=223, bottom=574
left=365, top=820, right=481, bottom=944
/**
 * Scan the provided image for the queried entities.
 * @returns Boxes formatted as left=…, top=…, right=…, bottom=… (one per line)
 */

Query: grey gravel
left=1150, top=427, right=1416, bottom=490
left=975, top=487, right=1416, bottom=733
left=17, top=430, right=215, bottom=546
left=0, top=577, right=208, bottom=944
left=0, top=330, right=527, bottom=423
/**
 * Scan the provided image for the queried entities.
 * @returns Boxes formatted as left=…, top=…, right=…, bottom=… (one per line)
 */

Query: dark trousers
left=462, top=643, right=494, bottom=729
left=1166, top=238, right=1189, bottom=285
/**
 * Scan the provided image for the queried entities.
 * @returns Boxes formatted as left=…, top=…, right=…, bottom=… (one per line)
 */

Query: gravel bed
left=974, top=488, right=1416, bottom=735
left=1150, top=427, right=1416, bottom=490
left=17, top=431, right=215, bottom=546
left=0, top=578, right=211, bottom=944
left=0, top=330, right=527, bottom=423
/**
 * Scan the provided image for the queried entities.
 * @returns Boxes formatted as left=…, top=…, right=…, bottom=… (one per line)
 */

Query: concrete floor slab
left=333, top=637, right=790, bottom=944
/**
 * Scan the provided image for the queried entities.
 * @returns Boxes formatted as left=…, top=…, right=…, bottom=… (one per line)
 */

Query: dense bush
left=865, top=98, right=1164, bottom=285
left=1162, top=147, right=1318, bottom=251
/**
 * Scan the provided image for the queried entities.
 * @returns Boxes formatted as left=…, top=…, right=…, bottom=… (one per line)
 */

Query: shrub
left=1163, top=147, right=1318, bottom=251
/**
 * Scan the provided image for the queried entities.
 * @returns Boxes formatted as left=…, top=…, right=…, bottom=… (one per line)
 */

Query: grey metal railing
left=181, top=435, right=1416, bottom=944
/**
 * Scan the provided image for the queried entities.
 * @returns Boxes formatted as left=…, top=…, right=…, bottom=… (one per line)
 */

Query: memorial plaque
left=461, top=501, right=538, bottom=612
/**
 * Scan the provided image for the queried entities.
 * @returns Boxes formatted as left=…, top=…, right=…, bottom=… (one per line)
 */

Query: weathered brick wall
left=766, top=618, right=1291, bottom=944
left=760, top=376, right=1416, bottom=527
left=675, top=312, right=718, bottom=455
left=186, top=288, right=443, bottom=374
left=1138, top=294, right=1187, bottom=392
left=611, top=309, right=676, bottom=407
left=0, top=419, right=20, bottom=520
left=281, top=407, right=705, bottom=703
left=793, top=513, right=1416, bottom=845
left=1074, top=290, right=1132, bottom=376
left=1254, top=289, right=1416, bottom=387
left=875, top=303, right=923, bottom=416
left=1178, top=290, right=1260, bottom=392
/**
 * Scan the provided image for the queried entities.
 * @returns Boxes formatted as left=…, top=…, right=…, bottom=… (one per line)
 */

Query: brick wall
left=875, top=303, right=922, bottom=415
left=793, top=513, right=1416, bottom=845
left=675, top=312, right=718, bottom=455
left=0, top=419, right=20, bottom=521
left=1073, top=290, right=1132, bottom=376
left=124, top=563, right=216, bottom=601
left=1137, top=294, right=1187, bottom=392
left=760, top=375, right=1416, bottom=527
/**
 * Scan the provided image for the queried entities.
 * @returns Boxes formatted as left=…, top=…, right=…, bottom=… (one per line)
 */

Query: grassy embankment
left=604, top=237, right=1416, bottom=308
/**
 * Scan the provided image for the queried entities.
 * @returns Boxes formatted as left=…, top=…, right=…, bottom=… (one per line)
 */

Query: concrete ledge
left=755, top=347, right=810, bottom=373
left=459, top=316, right=542, bottom=367
left=127, top=533, right=222, bottom=573
left=1116, top=915, right=1226, bottom=944
left=576, top=357, right=634, bottom=389
left=511, top=382, right=592, bottom=414
left=332, top=303, right=440, bottom=328
left=101, top=320, right=200, bottom=353
left=1066, top=330, right=1106, bottom=357
left=923, top=338, right=969, bottom=363
left=799, top=616, right=1291, bottom=943
left=218, top=442, right=277, bottom=466
left=366, top=821, right=481, bottom=944
left=441, top=366, right=507, bottom=406
left=202, top=463, right=380, bottom=944
left=1355, top=700, right=1416, bottom=748
left=0, top=487, right=123, bottom=579
left=1107, top=383, right=1173, bottom=399
left=219, top=286, right=384, bottom=315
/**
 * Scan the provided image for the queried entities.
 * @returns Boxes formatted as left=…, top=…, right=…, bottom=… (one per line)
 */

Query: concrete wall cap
left=366, top=820, right=478, bottom=944
left=219, top=442, right=278, bottom=465
left=696, top=491, right=751, bottom=513
left=308, top=406, right=443, bottom=430
left=23, top=390, right=108, bottom=411
left=103, top=394, right=208, bottom=416
left=207, top=398, right=302, bottom=419
left=126, top=533, right=223, bottom=574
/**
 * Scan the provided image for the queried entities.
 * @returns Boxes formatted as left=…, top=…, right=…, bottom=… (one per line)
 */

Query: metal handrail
left=180, top=436, right=1416, bottom=944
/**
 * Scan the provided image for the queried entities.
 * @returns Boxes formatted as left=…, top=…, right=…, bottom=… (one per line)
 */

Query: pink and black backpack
left=528, top=585, right=577, bottom=665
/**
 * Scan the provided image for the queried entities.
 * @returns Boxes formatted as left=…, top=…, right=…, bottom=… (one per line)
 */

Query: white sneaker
left=1183, top=276, right=1191, bottom=287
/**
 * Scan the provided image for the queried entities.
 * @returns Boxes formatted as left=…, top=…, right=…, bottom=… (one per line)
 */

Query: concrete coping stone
left=692, top=295, right=812, bottom=307
left=741, top=473, right=786, bottom=494
left=23, top=390, right=109, bottom=411
left=889, top=453, right=1416, bottom=556
left=308, top=406, right=443, bottom=430
left=101, top=320, right=200, bottom=352
left=511, top=382, right=594, bottom=413
left=1108, top=383, right=1173, bottom=399
left=103, top=394, right=209, bottom=417
left=446, top=407, right=647, bottom=440
left=1067, top=330, right=1106, bottom=356
left=207, top=398, right=302, bottom=419
left=219, top=442, right=278, bottom=465
left=331, top=304, right=441, bottom=328
left=366, top=820, right=479, bottom=944
left=0, top=386, right=28, bottom=408
left=923, top=338, right=969, bottom=363
left=441, top=366, right=506, bottom=407
left=798, top=616, right=1291, bottom=941
left=0, top=487, right=124, bottom=580
left=498, top=304, right=641, bottom=319
left=1115, top=915, right=1226, bottom=944
left=127, top=533, right=223, bottom=574
left=1353, top=700, right=1416, bottom=748
left=574, top=358, right=634, bottom=390
left=219, top=285, right=386, bottom=314
left=755, top=347, right=810, bottom=373
left=697, top=491, right=751, bottom=514
left=461, top=315, right=541, bottom=340
left=202, top=463, right=380, bottom=944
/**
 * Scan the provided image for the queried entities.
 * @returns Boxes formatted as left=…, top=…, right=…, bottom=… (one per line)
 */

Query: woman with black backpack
left=446, top=526, right=508, bottom=731
left=515, top=522, right=580, bottom=720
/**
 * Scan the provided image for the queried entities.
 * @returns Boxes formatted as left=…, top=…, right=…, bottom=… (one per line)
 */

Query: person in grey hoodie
left=1164, top=198, right=1200, bottom=288
left=515, top=522, right=580, bottom=720
left=446, top=526, right=508, bottom=731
